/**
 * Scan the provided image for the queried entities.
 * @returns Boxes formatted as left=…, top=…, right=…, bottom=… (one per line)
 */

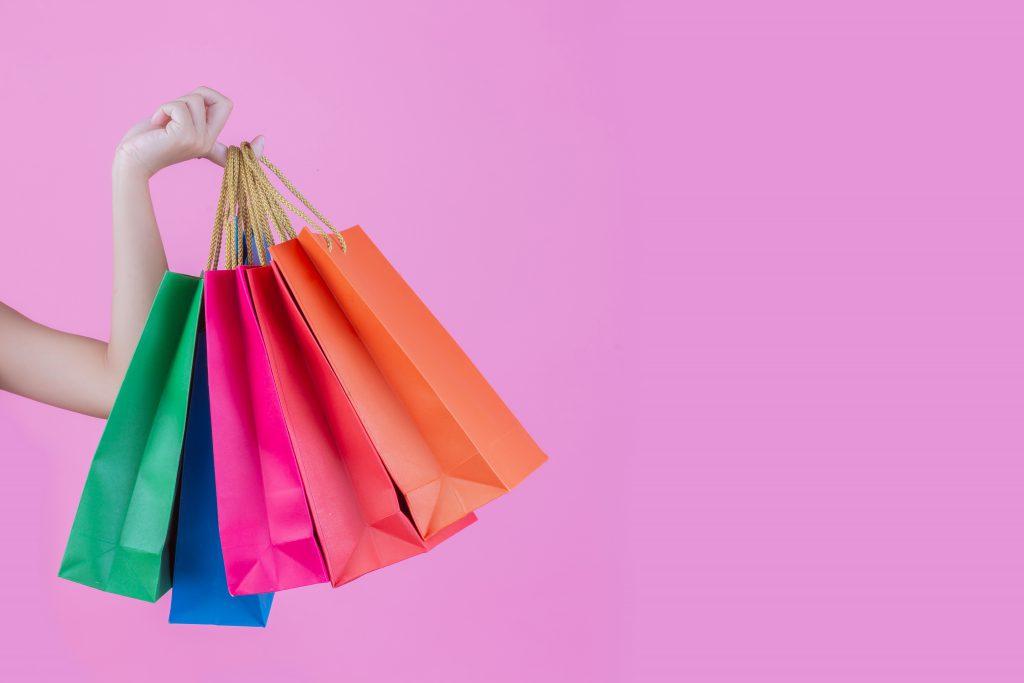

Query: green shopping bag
left=59, top=272, right=203, bottom=601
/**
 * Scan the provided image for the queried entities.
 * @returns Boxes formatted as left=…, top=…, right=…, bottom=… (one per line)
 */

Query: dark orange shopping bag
left=288, top=227, right=548, bottom=538
left=247, top=258, right=475, bottom=585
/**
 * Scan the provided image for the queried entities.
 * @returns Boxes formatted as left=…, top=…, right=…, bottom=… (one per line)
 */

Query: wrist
left=112, top=159, right=153, bottom=197
left=112, top=148, right=155, bottom=183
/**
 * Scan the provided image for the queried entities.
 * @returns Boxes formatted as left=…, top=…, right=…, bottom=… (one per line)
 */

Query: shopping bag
left=59, top=272, right=203, bottom=601
left=291, top=227, right=547, bottom=538
left=169, top=323, right=274, bottom=626
left=247, top=257, right=475, bottom=586
left=204, top=266, right=327, bottom=595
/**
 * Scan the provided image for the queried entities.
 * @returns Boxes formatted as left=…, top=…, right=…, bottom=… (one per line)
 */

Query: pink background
left=1, top=1, right=1022, bottom=681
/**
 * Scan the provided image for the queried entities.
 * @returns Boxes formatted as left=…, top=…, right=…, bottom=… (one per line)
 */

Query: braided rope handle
left=206, top=143, right=280, bottom=270
left=252, top=150, right=347, bottom=252
left=238, top=142, right=295, bottom=245
left=207, top=146, right=241, bottom=270
left=206, top=143, right=345, bottom=270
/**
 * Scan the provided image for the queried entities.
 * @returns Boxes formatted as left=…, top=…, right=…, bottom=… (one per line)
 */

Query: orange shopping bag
left=247, top=256, right=475, bottom=584
left=291, top=226, right=547, bottom=538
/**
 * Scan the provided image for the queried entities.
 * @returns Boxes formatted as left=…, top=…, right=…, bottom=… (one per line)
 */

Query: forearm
left=0, top=164, right=167, bottom=418
left=0, top=86, right=237, bottom=418
left=109, top=159, right=168, bottom=375
left=0, top=302, right=113, bottom=418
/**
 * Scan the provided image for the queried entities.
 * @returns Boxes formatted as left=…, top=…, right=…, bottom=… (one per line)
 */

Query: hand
left=114, top=86, right=264, bottom=178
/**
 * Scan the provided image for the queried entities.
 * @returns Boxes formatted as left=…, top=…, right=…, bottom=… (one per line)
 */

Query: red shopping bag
left=246, top=261, right=475, bottom=586
left=204, top=266, right=328, bottom=594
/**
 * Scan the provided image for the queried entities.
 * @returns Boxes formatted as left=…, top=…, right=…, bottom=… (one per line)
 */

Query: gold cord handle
left=206, top=143, right=278, bottom=270
left=256, top=152, right=346, bottom=252
left=207, top=146, right=241, bottom=270
left=207, top=143, right=345, bottom=270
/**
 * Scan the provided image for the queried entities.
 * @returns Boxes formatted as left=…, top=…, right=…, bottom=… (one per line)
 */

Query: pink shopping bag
left=204, top=267, right=328, bottom=595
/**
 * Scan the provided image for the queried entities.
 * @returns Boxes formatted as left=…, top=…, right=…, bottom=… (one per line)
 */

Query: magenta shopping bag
left=204, top=266, right=328, bottom=595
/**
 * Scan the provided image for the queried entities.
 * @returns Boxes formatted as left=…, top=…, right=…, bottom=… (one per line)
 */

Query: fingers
left=179, top=93, right=207, bottom=140
left=147, top=86, right=254, bottom=167
left=149, top=91, right=213, bottom=158
left=192, top=86, right=233, bottom=141
left=151, top=100, right=192, bottom=130
left=204, top=136, right=266, bottom=168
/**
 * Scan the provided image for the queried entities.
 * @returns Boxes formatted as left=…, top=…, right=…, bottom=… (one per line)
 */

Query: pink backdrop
left=2, top=1, right=1023, bottom=681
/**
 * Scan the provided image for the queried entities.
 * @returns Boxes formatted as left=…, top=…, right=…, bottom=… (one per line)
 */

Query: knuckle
left=194, top=85, right=231, bottom=107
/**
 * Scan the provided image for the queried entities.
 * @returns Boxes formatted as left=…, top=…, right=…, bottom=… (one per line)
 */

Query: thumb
left=205, top=141, right=228, bottom=167
left=204, top=135, right=265, bottom=168
left=250, top=135, right=266, bottom=158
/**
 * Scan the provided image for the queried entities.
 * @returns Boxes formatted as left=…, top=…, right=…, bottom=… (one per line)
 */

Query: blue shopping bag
left=169, top=322, right=274, bottom=627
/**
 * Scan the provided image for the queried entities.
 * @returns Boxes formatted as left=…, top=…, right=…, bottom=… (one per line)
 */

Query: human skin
left=0, top=86, right=262, bottom=418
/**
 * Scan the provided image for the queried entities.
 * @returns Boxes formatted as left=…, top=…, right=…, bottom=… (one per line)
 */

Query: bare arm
left=0, top=86, right=259, bottom=418
left=0, top=303, right=114, bottom=417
